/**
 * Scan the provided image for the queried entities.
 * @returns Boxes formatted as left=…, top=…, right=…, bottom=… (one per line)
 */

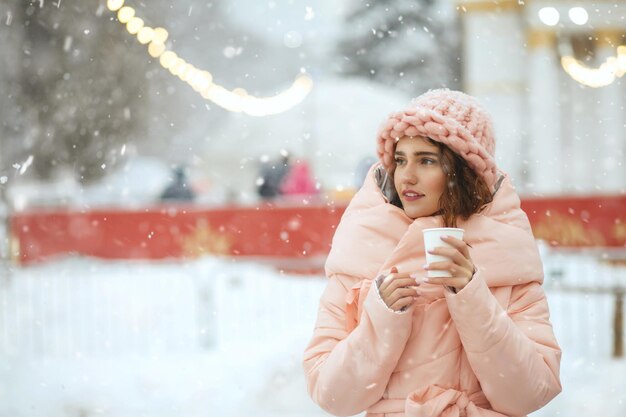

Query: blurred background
left=0, top=0, right=625, bottom=416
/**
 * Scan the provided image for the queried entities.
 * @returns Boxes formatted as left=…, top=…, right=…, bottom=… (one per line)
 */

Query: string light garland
left=106, top=0, right=313, bottom=116
left=561, top=45, right=626, bottom=88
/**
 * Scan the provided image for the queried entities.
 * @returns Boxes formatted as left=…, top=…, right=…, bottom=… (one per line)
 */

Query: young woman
left=303, top=89, right=561, bottom=417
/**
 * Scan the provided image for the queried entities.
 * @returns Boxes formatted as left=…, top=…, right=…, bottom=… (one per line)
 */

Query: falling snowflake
left=223, top=46, right=243, bottom=58
left=305, top=6, right=314, bottom=20
left=63, top=36, right=73, bottom=52
left=19, top=155, right=34, bottom=175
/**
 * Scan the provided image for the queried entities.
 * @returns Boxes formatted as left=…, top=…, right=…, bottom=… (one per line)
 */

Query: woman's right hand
left=379, top=267, right=420, bottom=311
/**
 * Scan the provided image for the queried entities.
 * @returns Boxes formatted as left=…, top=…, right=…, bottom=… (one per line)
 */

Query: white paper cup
left=422, top=228, right=465, bottom=278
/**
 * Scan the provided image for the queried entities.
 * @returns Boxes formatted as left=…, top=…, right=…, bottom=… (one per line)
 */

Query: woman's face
left=393, top=136, right=446, bottom=219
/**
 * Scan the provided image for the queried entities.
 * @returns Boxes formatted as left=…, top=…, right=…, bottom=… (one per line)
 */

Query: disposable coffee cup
left=422, top=228, right=465, bottom=278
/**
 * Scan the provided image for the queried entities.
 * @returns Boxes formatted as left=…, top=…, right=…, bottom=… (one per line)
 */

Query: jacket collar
left=325, top=163, right=543, bottom=289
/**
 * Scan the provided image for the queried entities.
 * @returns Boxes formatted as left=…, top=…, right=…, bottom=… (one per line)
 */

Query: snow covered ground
left=0, top=254, right=624, bottom=417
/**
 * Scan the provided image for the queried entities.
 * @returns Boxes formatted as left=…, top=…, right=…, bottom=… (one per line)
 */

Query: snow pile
left=0, top=257, right=331, bottom=417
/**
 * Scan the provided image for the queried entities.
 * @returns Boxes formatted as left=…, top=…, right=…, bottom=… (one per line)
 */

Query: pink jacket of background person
left=303, top=164, right=562, bottom=417
left=280, top=161, right=318, bottom=196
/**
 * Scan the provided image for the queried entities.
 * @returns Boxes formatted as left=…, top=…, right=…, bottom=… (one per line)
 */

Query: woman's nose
left=400, top=168, right=417, bottom=184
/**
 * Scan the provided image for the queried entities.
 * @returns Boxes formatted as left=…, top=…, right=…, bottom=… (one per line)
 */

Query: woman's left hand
left=423, top=235, right=476, bottom=292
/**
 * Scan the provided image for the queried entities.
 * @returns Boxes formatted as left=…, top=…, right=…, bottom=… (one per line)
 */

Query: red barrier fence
left=9, top=202, right=345, bottom=272
left=9, top=194, right=626, bottom=271
left=521, top=194, right=626, bottom=248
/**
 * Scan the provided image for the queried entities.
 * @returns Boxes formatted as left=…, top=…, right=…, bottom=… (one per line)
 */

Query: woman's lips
left=402, top=191, right=424, bottom=202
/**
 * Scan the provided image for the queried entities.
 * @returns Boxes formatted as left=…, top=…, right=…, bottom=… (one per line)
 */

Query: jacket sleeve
left=445, top=270, right=562, bottom=416
left=303, top=273, right=414, bottom=417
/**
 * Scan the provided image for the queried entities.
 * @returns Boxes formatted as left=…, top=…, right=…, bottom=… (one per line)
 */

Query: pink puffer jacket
left=303, top=164, right=562, bottom=417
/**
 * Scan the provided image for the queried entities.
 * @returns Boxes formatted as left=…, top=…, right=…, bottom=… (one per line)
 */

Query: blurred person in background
left=279, top=159, right=319, bottom=198
left=303, top=89, right=561, bottom=417
left=257, top=152, right=291, bottom=200
left=160, top=166, right=195, bottom=202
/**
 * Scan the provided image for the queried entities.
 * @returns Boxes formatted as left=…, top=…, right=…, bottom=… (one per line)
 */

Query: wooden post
left=614, top=290, right=624, bottom=358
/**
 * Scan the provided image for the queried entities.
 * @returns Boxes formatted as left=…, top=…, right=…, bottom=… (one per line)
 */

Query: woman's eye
left=394, top=157, right=405, bottom=165
left=422, top=158, right=436, bottom=165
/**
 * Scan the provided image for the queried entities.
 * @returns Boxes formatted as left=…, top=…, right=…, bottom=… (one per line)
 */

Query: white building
left=459, top=0, right=626, bottom=196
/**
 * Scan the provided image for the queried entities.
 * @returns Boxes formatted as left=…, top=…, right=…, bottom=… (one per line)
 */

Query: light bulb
left=538, top=7, right=559, bottom=26
left=126, top=17, right=144, bottom=35
left=568, top=7, right=588, bottom=26
left=159, top=51, right=177, bottom=69
left=153, top=27, right=169, bottom=43
left=148, top=42, right=165, bottom=58
left=106, top=0, right=124, bottom=12
left=137, top=27, right=155, bottom=44
left=117, top=6, right=135, bottom=24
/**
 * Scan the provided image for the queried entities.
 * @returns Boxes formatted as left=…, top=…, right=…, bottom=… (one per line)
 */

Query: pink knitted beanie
left=376, top=89, right=498, bottom=190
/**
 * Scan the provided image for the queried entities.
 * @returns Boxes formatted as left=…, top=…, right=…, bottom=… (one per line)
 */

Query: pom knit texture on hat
left=376, top=89, right=498, bottom=190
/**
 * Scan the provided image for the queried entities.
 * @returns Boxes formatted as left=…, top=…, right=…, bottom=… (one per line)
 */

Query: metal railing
left=542, top=249, right=626, bottom=358
left=0, top=251, right=623, bottom=360
left=0, top=259, right=326, bottom=359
